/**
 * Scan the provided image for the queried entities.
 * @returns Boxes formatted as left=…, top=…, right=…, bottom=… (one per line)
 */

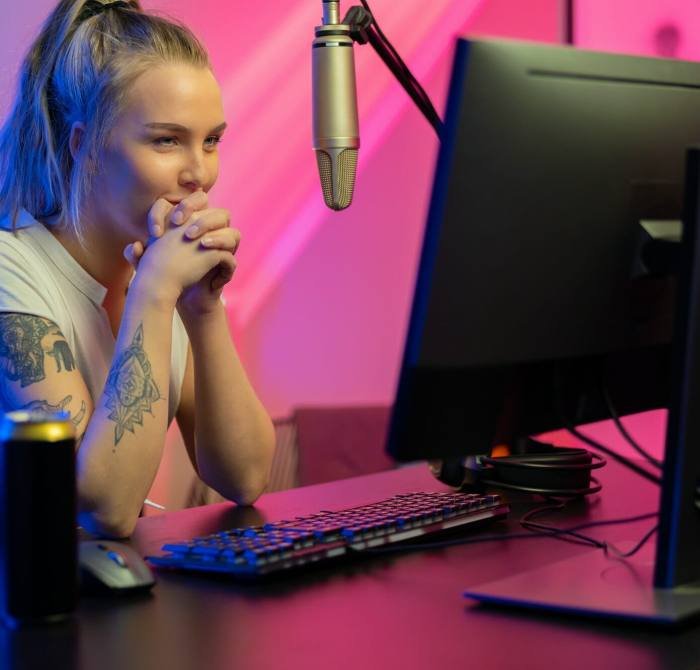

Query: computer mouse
left=79, top=540, right=156, bottom=595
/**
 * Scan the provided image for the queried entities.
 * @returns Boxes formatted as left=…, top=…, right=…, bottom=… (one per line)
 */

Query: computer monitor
left=387, top=38, right=700, bottom=623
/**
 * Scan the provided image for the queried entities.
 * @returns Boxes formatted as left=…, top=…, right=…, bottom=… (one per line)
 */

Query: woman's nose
left=179, top=149, right=207, bottom=190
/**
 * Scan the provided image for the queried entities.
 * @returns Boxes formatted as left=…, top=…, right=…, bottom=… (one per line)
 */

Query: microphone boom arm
left=343, top=4, right=444, bottom=138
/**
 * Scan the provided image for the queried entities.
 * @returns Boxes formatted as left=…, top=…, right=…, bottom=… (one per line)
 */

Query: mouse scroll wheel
left=107, top=550, right=128, bottom=568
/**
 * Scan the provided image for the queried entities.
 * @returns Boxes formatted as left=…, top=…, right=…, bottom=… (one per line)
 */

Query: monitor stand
left=463, top=543, right=700, bottom=626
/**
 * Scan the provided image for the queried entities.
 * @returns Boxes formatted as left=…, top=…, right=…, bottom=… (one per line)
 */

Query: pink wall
left=575, top=0, right=700, bottom=59
left=0, top=1, right=56, bottom=119
left=235, top=0, right=563, bottom=420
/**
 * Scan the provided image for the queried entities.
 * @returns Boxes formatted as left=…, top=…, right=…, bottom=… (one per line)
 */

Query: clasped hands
left=123, top=191, right=239, bottom=316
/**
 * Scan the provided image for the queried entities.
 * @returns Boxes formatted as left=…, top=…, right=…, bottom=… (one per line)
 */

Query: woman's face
left=88, top=62, right=226, bottom=245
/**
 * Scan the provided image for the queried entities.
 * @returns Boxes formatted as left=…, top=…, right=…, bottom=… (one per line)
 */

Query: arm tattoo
left=18, top=395, right=86, bottom=428
left=48, top=340, right=76, bottom=373
left=0, top=314, right=75, bottom=387
left=104, top=324, right=162, bottom=446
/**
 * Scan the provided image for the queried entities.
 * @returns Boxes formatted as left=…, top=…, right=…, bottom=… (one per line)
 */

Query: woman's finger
left=211, top=258, right=237, bottom=291
left=169, top=190, right=208, bottom=227
left=198, top=228, right=241, bottom=252
left=147, top=198, right=174, bottom=238
left=123, top=241, right=145, bottom=269
left=123, top=243, right=135, bottom=265
left=123, top=243, right=138, bottom=267
left=183, top=208, right=232, bottom=240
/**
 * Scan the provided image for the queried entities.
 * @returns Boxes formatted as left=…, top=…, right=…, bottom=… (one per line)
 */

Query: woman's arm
left=76, top=280, right=175, bottom=537
left=178, top=303, right=275, bottom=505
left=79, top=197, right=240, bottom=535
left=132, top=192, right=275, bottom=504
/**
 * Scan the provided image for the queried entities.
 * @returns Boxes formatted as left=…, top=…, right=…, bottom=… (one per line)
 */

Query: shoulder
left=0, top=212, right=51, bottom=268
left=0, top=225, right=59, bottom=320
left=0, top=227, right=54, bottom=286
left=0, top=227, right=35, bottom=254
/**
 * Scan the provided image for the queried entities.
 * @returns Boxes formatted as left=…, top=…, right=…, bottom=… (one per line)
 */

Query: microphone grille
left=315, top=148, right=358, bottom=211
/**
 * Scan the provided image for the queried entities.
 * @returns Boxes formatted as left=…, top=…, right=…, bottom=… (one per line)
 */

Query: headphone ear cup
left=483, top=448, right=595, bottom=493
left=432, top=457, right=487, bottom=491
left=429, top=448, right=603, bottom=496
left=434, top=458, right=469, bottom=488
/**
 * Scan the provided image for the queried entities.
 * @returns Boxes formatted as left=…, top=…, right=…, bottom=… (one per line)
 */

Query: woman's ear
left=68, top=122, right=86, bottom=161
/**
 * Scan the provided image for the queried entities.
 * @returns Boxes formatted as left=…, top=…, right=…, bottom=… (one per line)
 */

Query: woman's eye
left=151, top=135, right=222, bottom=150
left=153, top=136, right=177, bottom=147
left=204, top=135, right=222, bottom=149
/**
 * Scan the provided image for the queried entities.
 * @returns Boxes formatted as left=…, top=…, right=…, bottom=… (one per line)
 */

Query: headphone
left=433, top=440, right=606, bottom=497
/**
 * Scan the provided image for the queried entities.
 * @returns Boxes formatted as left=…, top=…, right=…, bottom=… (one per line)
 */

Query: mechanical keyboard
left=147, top=491, right=509, bottom=578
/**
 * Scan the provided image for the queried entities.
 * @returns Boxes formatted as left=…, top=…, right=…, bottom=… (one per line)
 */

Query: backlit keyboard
left=147, top=491, right=509, bottom=578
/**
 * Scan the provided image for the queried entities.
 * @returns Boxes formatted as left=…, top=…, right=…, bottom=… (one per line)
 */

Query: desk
left=3, top=460, right=700, bottom=670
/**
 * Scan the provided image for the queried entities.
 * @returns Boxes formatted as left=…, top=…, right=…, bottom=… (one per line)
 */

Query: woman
left=0, top=0, right=275, bottom=537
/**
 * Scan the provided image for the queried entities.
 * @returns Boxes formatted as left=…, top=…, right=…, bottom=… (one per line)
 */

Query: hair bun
left=78, top=1, right=136, bottom=23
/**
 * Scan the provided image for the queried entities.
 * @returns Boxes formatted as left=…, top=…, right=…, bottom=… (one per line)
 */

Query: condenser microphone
left=312, top=0, right=360, bottom=211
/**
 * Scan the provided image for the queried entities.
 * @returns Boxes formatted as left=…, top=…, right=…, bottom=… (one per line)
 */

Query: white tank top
left=0, top=210, right=189, bottom=425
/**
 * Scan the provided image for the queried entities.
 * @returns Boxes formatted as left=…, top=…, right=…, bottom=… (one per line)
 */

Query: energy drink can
left=0, top=410, right=77, bottom=627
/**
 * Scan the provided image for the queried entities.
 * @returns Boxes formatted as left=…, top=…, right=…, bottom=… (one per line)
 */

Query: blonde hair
left=0, top=0, right=209, bottom=241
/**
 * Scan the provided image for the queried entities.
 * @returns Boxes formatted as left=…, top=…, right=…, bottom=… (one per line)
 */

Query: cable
left=605, top=524, right=659, bottom=559
left=364, top=26, right=443, bottom=135
left=359, top=0, right=425, bottom=99
left=477, top=475, right=602, bottom=498
left=559, top=510, right=658, bottom=530
left=520, top=500, right=606, bottom=548
left=519, top=500, right=658, bottom=558
left=601, top=385, right=663, bottom=470
left=565, top=423, right=662, bottom=485
left=517, top=499, right=655, bottom=556
left=522, top=512, right=659, bottom=558
left=552, top=368, right=662, bottom=485
left=363, top=503, right=659, bottom=558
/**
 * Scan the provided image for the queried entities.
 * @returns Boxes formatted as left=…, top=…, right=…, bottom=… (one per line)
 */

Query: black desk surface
left=4, top=460, right=700, bottom=670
